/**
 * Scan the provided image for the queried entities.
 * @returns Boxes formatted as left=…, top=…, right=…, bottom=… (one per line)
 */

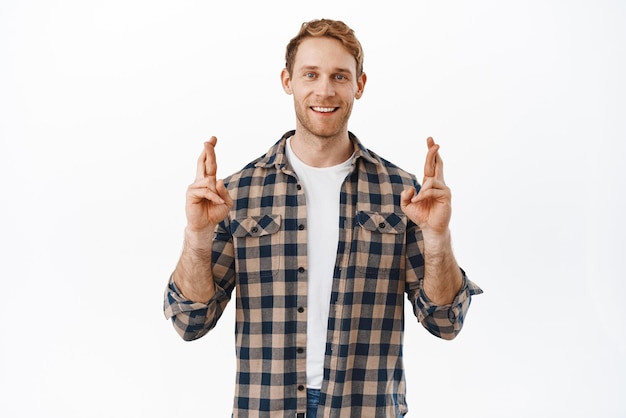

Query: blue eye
left=305, top=72, right=315, bottom=78
left=335, top=74, right=345, bottom=80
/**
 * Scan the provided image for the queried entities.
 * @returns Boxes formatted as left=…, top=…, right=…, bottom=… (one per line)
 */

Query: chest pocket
left=231, top=214, right=282, bottom=281
left=355, top=211, right=407, bottom=274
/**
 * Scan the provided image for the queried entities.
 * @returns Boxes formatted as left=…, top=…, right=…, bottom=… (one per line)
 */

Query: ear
left=281, top=68, right=293, bottom=95
left=355, top=72, right=367, bottom=99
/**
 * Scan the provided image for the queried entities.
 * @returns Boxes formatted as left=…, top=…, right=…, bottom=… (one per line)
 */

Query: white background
left=1, top=1, right=625, bottom=417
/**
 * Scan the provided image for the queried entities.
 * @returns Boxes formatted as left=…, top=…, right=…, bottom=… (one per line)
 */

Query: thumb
left=400, top=187, right=415, bottom=208
left=216, top=180, right=233, bottom=207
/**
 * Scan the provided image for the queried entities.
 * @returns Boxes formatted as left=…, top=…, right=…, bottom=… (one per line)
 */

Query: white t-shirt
left=285, top=137, right=354, bottom=389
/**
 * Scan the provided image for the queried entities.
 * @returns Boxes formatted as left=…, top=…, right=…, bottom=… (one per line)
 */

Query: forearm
left=422, top=228, right=463, bottom=305
left=173, top=227, right=217, bottom=303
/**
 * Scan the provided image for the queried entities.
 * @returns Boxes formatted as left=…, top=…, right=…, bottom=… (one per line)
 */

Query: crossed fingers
left=191, top=136, right=225, bottom=205
left=423, top=136, right=444, bottom=183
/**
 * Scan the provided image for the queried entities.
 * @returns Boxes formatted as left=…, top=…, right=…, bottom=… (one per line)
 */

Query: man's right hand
left=173, top=137, right=233, bottom=303
left=185, top=136, right=233, bottom=238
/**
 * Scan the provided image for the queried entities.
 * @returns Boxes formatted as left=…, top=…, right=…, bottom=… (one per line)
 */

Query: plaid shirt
left=164, top=131, right=482, bottom=418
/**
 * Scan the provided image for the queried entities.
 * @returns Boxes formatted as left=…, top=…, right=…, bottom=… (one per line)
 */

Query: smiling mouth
left=311, top=106, right=338, bottom=113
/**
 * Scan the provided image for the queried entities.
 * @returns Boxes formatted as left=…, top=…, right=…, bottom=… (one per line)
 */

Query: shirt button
left=298, top=267, right=305, bottom=273
left=298, top=224, right=305, bottom=230
left=296, top=184, right=302, bottom=190
left=251, top=226, right=258, bottom=233
left=378, top=222, right=386, bottom=229
left=448, top=310, right=457, bottom=323
left=298, top=307, right=304, bottom=313
left=297, top=347, right=304, bottom=354
left=298, top=385, right=305, bottom=391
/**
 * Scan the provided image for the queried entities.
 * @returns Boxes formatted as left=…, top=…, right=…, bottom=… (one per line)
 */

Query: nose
left=315, top=77, right=335, bottom=97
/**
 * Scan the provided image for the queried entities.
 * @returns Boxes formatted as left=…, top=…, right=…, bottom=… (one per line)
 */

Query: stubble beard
left=294, top=102, right=352, bottom=141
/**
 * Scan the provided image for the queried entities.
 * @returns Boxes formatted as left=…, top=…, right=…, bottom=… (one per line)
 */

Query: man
left=164, top=18, right=482, bottom=418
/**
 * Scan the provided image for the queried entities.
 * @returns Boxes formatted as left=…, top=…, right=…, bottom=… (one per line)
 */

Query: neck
left=290, top=131, right=353, bottom=168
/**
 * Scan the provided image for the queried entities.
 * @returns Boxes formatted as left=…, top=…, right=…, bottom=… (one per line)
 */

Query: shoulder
left=349, top=132, right=419, bottom=188
left=360, top=147, right=420, bottom=188
left=222, top=132, right=290, bottom=188
left=222, top=155, right=272, bottom=190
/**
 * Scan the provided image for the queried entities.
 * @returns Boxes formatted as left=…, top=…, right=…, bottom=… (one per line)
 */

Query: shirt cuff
left=163, top=275, right=225, bottom=319
left=415, top=269, right=483, bottom=339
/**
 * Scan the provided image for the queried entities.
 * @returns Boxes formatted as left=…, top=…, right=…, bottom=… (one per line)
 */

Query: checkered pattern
left=164, top=131, right=482, bottom=417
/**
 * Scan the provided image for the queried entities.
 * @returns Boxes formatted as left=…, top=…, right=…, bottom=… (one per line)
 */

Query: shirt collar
left=255, top=130, right=380, bottom=169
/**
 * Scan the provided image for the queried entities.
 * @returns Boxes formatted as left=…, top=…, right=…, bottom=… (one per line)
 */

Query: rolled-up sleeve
left=405, top=221, right=483, bottom=340
left=163, top=221, right=236, bottom=341
left=412, top=270, right=483, bottom=340
left=163, top=276, right=229, bottom=341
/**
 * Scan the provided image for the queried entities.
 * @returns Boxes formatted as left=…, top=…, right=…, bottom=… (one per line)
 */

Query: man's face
left=281, top=37, right=366, bottom=140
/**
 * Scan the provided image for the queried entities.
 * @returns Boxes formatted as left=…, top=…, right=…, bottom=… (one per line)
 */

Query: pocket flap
left=231, top=214, right=282, bottom=237
left=356, top=211, right=407, bottom=234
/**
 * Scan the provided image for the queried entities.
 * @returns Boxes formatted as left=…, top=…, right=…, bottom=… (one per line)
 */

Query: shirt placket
left=280, top=164, right=310, bottom=415
left=320, top=163, right=358, bottom=418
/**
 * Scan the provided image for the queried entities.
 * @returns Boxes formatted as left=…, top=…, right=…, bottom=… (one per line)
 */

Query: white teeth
left=312, top=107, right=336, bottom=113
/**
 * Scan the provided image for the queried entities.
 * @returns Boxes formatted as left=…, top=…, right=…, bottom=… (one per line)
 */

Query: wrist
left=421, top=228, right=452, bottom=257
left=184, top=225, right=215, bottom=252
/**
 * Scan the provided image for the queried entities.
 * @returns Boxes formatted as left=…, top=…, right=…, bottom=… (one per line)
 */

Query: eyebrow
left=299, top=65, right=354, bottom=74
